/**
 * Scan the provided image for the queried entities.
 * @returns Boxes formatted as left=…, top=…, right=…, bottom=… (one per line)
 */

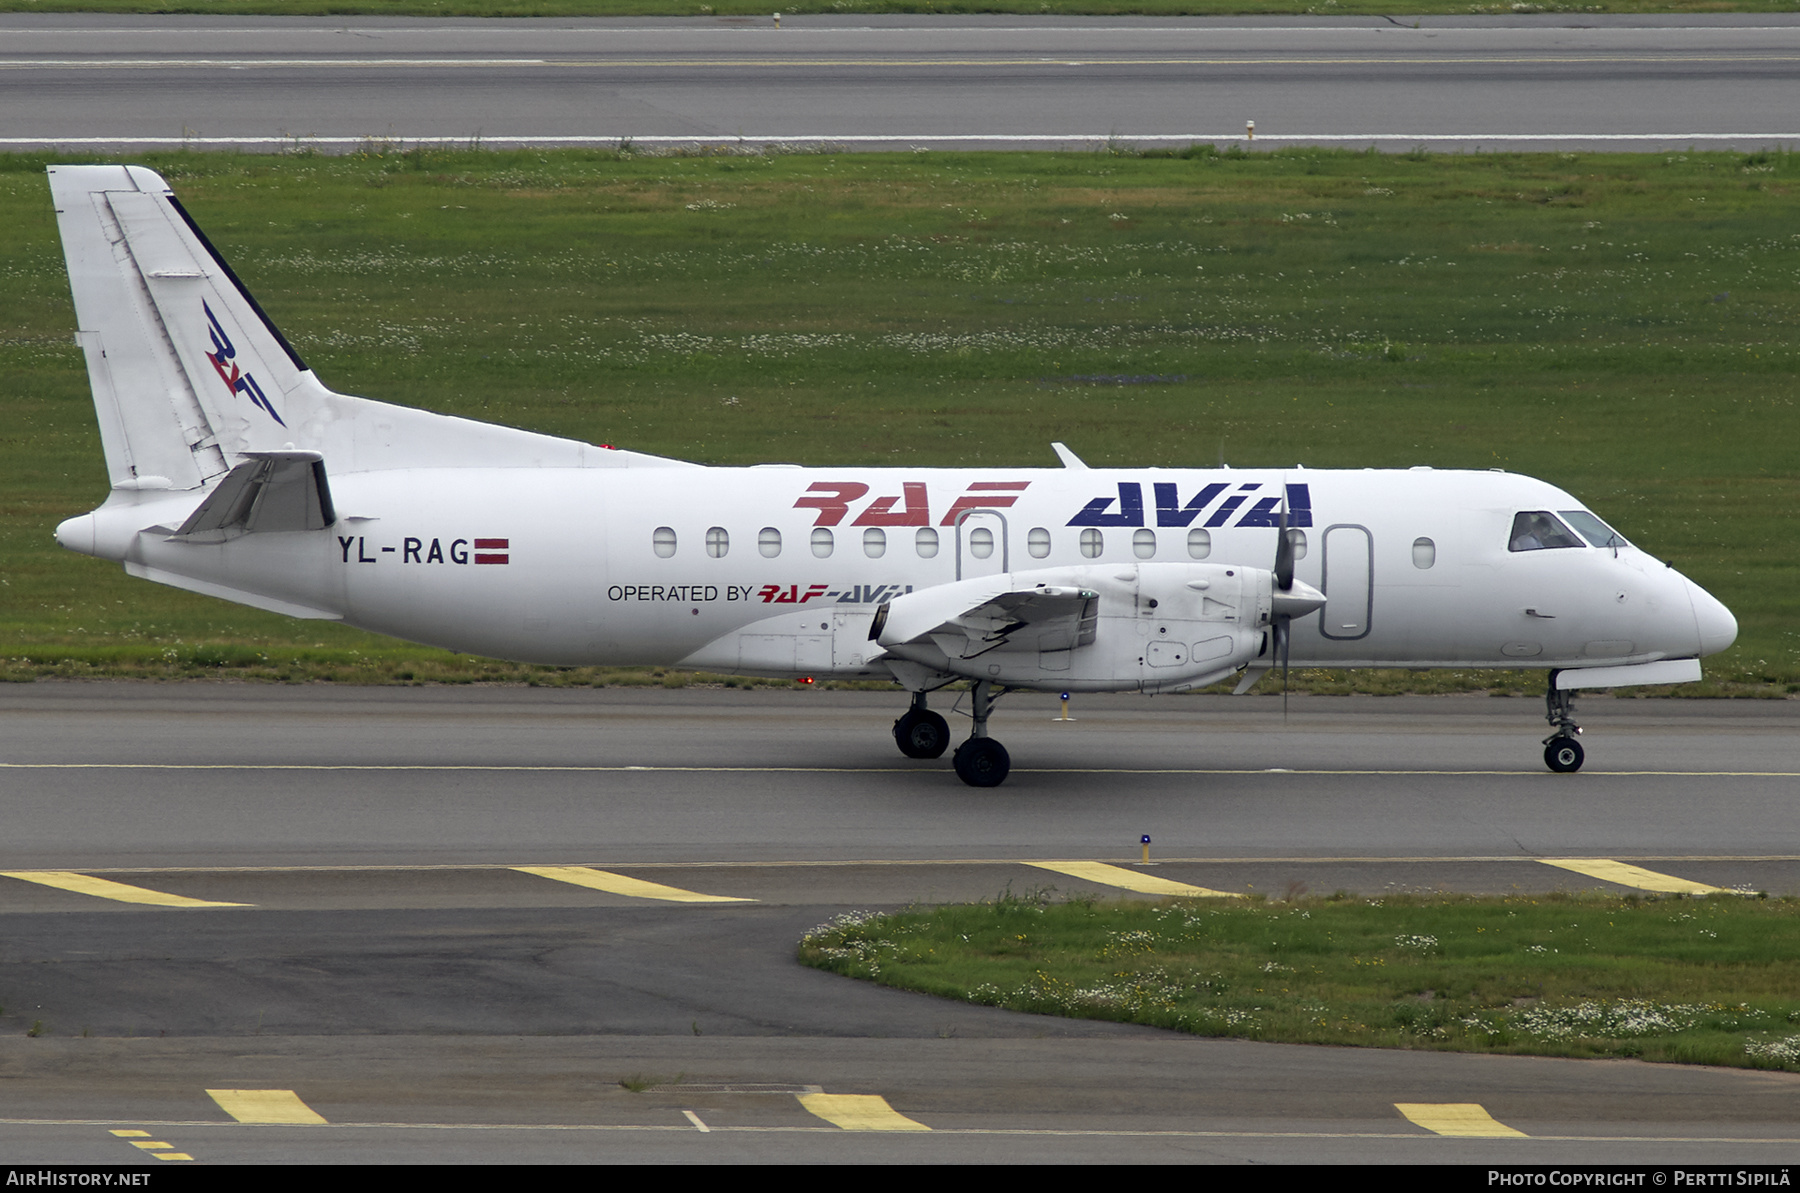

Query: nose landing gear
left=1543, top=672, right=1585, bottom=773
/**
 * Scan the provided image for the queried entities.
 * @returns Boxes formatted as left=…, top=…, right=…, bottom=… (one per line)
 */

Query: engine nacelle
left=876, top=562, right=1289, bottom=693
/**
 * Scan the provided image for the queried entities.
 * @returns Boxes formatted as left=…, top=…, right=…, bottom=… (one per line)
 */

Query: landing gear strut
left=951, top=681, right=1011, bottom=788
left=1542, top=671, right=1585, bottom=774
left=893, top=691, right=950, bottom=759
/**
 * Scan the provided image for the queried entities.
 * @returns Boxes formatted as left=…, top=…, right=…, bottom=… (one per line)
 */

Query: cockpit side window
left=1558, top=510, right=1631, bottom=549
left=1508, top=510, right=1584, bottom=552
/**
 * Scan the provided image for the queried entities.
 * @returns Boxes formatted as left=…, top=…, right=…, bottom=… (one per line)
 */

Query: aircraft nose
left=1686, top=578, right=1738, bottom=657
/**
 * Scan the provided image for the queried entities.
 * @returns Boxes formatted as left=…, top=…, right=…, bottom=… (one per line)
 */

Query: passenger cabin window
left=653, top=527, right=677, bottom=558
left=1412, top=537, right=1436, bottom=569
left=1559, top=510, right=1631, bottom=549
left=915, top=527, right=939, bottom=558
left=1027, top=527, right=1051, bottom=559
left=1508, top=511, right=1584, bottom=552
left=1132, top=528, right=1157, bottom=559
left=705, top=527, right=729, bottom=559
left=1187, top=528, right=1211, bottom=559
left=1080, top=528, right=1104, bottom=559
left=811, top=527, right=834, bottom=558
left=863, top=528, right=886, bottom=558
left=1285, top=528, right=1307, bottom=560
left=758, top=527, right=782, bottom=558
left=968, top=527, right=995, bottom=559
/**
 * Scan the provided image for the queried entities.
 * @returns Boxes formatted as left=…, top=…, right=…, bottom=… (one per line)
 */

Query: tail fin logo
left=203, top=300, right=285, bottom=426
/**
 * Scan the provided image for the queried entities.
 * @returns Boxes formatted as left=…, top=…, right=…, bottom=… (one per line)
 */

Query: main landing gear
left=1543, top=671, right=1585, bottom=774
left=893, top=691, right=950, bottom=759
left=951, top=681, right=1010, bottom=788
left=894, top=683, right=1011, bottom=787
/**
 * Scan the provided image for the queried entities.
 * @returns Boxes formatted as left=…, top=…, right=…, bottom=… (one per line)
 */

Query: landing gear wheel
left=952, top=738, right=1011, bottom=788
left=1544, top=736, right=1585, bottom=774
left=893, top=709, right=950, bottom=759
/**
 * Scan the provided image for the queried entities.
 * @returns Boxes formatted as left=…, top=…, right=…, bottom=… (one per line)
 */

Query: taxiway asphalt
left=0, top=683, right=1794, bottom=1163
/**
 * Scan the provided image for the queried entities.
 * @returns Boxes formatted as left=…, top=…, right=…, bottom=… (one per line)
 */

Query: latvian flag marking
left=474, top=537, right=510, bottom=565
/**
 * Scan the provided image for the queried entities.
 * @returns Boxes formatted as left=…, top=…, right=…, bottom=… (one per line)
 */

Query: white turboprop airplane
left=47, top=165, right=1738, bottom=786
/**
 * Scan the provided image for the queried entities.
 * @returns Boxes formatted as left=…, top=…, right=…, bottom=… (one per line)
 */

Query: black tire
left=1544, top=736, right=1585, bottom=774
left=893, top=709, right=950, bottom=759
left=952, top=738, right=1011, bottom=788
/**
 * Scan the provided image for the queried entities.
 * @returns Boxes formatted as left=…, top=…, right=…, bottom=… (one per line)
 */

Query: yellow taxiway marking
left=0, top=871, right=248, bottom=908
left=206, top=1090, right=328, bottom=1125
left=117, top=1132, right=193, bottom=1160
left=797, top=1094, right=930, bottom=1132
left=1395, top=1103, right=1527, bottom=1138
left=1539, top=859, right=1726, bottom=895
left=1025, top=860, right=1238, bottom=898
left=513, top=865, right=754, bottom=904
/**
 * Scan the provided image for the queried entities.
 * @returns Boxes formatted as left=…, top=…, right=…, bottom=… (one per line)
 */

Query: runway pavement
left=4, top=14, right=1800, bottom=153
left=0, top=682, right=1795, bottom=1163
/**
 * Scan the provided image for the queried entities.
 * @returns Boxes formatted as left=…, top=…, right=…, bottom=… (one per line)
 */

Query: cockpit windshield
left=1508, top=510, right=1584, bottom=552
left=1558, top=510, right=1631, bottom=549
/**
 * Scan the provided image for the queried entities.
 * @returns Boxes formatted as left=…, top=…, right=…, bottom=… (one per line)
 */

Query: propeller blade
left=1273, top=493, right=1295, bottom=592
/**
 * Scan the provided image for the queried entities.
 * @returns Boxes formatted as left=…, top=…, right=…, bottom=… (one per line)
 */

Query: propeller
left=1230, top=483, right=1325, bottom=700
left=1262, top=484, right=1328, bottom=713
left=1272, top=500, right=1295, bottom=717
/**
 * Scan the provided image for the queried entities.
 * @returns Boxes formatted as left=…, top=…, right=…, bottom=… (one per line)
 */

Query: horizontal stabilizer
left=172, top=451, right=335, bottom=541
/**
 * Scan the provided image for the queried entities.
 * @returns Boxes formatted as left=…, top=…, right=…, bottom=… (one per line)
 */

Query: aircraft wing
left=878, top=581, right=1098, bottom=661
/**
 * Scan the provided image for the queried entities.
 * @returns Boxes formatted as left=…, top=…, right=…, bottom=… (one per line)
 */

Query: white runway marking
left=5, top=54, right=1799, bottom=68
left=0, top=1116, right=1794, bottom=1144
left=4, top=134, right=1799, bottom=150
left=11, top=854, right=1792, bottom=873
left=3, top=763, right=1795, bottom=776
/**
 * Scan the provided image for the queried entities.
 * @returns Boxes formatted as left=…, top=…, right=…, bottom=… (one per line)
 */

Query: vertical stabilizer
left=51, top=164, right=697, bottom=483
left=50, top=164, right=313, bottom=490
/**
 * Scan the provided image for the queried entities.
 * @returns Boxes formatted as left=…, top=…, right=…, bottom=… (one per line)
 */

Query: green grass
left=4, top=1, right=1797, bottom=17
left=0, top=146, right=1794, bottom=688
left=798, top=890, right=1800, bottom=1070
